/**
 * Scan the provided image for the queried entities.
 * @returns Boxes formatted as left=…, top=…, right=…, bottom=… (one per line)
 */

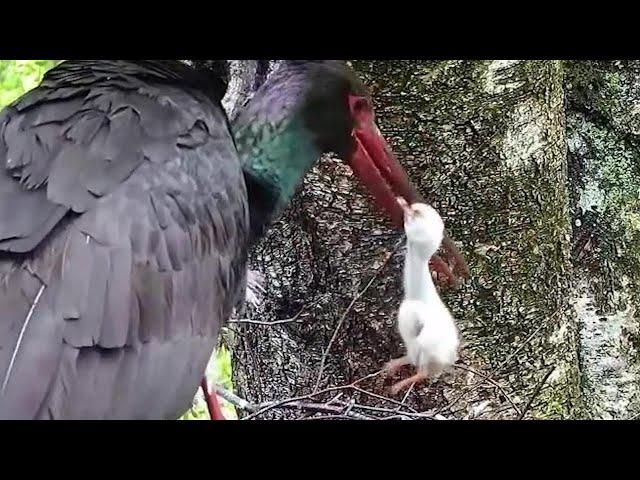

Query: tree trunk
left=566, top=61, right=640, bottom=419
left=225, top=60, right=584, bottom=419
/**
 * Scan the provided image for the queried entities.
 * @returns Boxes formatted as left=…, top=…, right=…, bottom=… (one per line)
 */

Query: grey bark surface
left=223, top=60, right=584, bottom=419
left=566, top=61, right=640, bottom=419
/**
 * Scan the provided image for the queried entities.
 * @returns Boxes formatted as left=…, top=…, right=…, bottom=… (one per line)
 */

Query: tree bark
left=566, top=61, right=640, bottom=419
left=224, top=60, right=584, bottom=419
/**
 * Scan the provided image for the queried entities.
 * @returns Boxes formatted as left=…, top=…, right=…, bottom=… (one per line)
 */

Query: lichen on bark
left=566, top=60, right=640, bottom=418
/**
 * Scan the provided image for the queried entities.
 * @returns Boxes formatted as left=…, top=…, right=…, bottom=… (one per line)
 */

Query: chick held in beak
left=394, top=197, right=469, bottom=288
left=346, top=95, right=468, bottom=287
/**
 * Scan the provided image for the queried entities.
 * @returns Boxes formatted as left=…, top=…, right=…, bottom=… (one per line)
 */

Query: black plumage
left=0, top=60, right=249, bottom=419
left=0, top=59, right=467, bottom=420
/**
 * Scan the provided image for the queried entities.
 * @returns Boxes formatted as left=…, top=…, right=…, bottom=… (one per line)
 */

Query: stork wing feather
left=0, top=60, right=249, bottom=419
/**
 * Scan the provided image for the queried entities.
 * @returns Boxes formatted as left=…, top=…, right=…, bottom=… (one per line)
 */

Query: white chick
left=385, top=198, right=459, bottom=394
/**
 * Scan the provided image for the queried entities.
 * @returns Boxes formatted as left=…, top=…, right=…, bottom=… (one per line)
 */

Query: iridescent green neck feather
left=235, top=116, right=321, bottom=207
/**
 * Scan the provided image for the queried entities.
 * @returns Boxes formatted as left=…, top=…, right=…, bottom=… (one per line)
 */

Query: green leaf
left=0, top=60, right=60, bottom=108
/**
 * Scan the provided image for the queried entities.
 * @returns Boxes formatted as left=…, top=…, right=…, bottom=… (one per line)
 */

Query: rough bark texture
left=224, top=60, right=584, bottom=419
left=566, top=61, right=640, bottom=419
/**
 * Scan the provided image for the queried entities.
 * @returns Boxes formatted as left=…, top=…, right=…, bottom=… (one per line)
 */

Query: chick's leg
left=384, top=356, right=412, bottom=375
left=390, top=368, right=430, bottom=395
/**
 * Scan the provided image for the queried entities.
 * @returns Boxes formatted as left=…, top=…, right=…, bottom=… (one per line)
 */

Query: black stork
left=0, top=60, right=467, bottom=419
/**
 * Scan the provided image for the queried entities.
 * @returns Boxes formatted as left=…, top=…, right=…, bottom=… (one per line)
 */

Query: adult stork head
left=234, top=60, right=468, bottom=285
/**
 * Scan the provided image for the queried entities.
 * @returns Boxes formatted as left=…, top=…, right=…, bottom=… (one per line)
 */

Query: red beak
left=347, top=110, right=469, bottom=286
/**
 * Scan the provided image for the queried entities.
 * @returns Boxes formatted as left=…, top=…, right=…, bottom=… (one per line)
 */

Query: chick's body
left=386, top=200, right=459, bottom=393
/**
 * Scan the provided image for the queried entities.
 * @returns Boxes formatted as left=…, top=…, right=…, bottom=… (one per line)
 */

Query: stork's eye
left=348, top=94, right=373, bottom=124
left=350, top=97, right=369, bottom=114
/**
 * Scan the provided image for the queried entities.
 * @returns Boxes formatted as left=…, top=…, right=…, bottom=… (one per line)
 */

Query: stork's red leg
left=200, top=378, right=226, bottom=420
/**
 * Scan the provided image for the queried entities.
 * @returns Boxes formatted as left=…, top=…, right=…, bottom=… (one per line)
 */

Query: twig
left=517, top=366, right=556, bottom=420
left=379, top=415, right=416, bottom=421
left=229, top=304, right=309, bottom=326
left=301, top=414, right=370, bottom=421
left=242, top=367, right=408, bottom=420
left=351, top=368, right=385, bottom=386
left=215, top=386, right=258, bottom=412
left=255, top=398, right=437, bottom=420
left=313, top=238, right=404, bottom=392
left=215, top=375, right=372, bottom=419
left=242, top=385, right=353, bottom=420
left=337, top=401, right=437, bottom=420
left=351, top=385, right=419, bottom=413
left=343, top=399, right=356, bottom=416
left=228, top=318, right=301, bottom=326
left=396, top=383, right=414, bottom=413
left=332, top=369, right=422, bottom=412
left=215, top=375, right=442, bottom=420
left=275, top=401, right=372, bottom=420
left=325, top=392, right=345, bottom=406
left=453, top=364, right=521, bottom=417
